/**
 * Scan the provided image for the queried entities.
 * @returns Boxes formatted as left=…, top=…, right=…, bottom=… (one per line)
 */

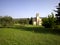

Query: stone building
left=33, top=13, right=42, bottom=25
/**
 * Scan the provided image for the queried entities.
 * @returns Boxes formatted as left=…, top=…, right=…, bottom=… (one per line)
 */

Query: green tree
left=55, top=3, right=60, bottom=24
left=29, top=17, right=33, bottom=25
left=48, top=13, right=56, bottom=28
left=0, top=16, right=14, bottom=27
left=19, top=18, right=29, bottom=25
left=42, top=17, right=49, bottom=28
left=42, top=13, right=56, bottom=28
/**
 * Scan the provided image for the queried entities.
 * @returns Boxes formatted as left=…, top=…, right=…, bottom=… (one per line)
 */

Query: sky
left=0, top=0, right=60, bottom=18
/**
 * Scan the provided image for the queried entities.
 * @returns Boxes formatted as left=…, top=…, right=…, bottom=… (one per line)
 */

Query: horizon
left=0, top=0, right=59, bottom=18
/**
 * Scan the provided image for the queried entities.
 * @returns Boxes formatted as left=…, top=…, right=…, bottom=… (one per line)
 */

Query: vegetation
left=14, top=18, right=30, bottom=25
left=42, top=3, right=60, bottom=28
left=0, top=16, right=14, bottom=27
left=29, top=17, right=33, bottom=25
left=19, top=18, right=29, bottom=24
left=55, top=3, right=60, bottom=25
left=42, top=13, right=56, bottom=28
left=0, top=25, right=60, bottom=45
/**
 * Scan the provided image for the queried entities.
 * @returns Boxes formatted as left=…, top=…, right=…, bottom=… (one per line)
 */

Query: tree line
left=0, top=16, right=31, bottom=27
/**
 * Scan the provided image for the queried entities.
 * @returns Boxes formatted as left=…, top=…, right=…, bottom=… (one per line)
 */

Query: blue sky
left=0, top=0, right=59, bottom=18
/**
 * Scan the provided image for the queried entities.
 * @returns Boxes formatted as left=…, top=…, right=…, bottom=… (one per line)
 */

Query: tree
left=0, top=16, right=14, bottom=27
left=48, top=13, right=56, bottom=28
left=29, top=17, right=33, bottom=25
left=18, top=18, right=29, bottom=25
left=42, top=17, right=49, bottom=28
left=42, top=13, right=56, bottom=28
left=55, top=3, right=60, bottom=24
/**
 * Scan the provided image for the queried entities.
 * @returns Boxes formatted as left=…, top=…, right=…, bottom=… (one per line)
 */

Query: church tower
left=36, top=13, right=40, bottom=25
left=33, top=13, right=42, bottom=25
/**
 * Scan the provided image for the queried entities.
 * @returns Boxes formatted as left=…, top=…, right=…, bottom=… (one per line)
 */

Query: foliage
left=54, top=25, right=60, bottom=29
left=0, top=16, right=14, bottom=27
left=29, top=17, right=33, bottom=25
left=13, top=19, right=20, bottom=24
left=42, top=17, right=49, bottom=28
left=19, top=18, right=29, bottom=24
left=42, top=13, right=56, bottom=28
left=55, top=3, right=60, bottom=24
left=12, top=18, right=30, bottom=25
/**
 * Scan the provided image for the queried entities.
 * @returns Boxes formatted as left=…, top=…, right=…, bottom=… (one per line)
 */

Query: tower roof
left=36, top=13, right=39, bottom=17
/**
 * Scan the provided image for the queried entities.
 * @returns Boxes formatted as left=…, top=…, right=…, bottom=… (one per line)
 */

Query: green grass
left=0, top=25, right=60, bottom=45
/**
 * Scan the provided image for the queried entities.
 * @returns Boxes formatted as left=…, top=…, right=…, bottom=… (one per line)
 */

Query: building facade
left=33, top=13, right=42, bottom=25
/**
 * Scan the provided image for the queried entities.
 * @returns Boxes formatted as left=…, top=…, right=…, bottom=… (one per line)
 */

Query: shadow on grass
left=11, top=25, right=60, bottom=35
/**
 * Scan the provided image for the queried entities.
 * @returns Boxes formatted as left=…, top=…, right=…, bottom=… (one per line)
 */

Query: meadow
left=0, top=25, right=60, bottom=45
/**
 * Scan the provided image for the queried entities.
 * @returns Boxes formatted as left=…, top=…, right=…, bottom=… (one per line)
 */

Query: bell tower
left=36, top=13, right=40, bottom=25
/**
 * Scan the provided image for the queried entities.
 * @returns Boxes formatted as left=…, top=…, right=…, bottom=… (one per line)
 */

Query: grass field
left=0, top=25, right=60, bottom=45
